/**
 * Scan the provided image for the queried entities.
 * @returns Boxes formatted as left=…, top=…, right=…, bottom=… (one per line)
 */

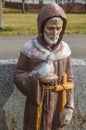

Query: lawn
left=66, top=13, right=86, bottom=34
left=2, top=13, right=38, bottom=35
left=0, top=7, right=86, bottom=35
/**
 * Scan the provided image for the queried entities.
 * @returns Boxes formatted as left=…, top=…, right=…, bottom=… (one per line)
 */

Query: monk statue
left=14, top=3, right=74, bottom=130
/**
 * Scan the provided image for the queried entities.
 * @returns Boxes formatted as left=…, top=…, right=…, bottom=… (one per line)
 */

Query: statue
left=14, top=3, right=74, bottom=130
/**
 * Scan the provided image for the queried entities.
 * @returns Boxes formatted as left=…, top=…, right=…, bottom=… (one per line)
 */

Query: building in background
left=5, top=0, right=86, bottom=4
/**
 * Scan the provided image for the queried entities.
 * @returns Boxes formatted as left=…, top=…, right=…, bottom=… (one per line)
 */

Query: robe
left=14, top=38, right=74, bottom=130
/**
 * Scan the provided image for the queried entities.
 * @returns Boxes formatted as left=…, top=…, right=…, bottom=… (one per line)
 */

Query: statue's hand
left=60, top=108, right=73, bottom=127
left=39, top=73, right=58, bottom=85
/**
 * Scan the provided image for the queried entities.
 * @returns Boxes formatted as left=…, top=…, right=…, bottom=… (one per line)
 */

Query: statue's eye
left=47, top=27, right=54, bottom=30
left=56, top=27, right=62, bottom=30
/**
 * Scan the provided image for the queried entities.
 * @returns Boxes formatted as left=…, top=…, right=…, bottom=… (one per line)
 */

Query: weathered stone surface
left=0, top=59, right=86, bottom=130
left=66, top=59, right=86, bottom=130
left=0, top=59, right=25, bottom=130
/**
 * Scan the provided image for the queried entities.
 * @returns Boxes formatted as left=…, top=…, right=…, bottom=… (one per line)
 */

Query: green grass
left=2, top=13, right=37, bottom=35
left=66, top=13, right=86, bottom=34
left=3, top=7, right=22, bottom=13
left=0, top=7, right=86, bottom=35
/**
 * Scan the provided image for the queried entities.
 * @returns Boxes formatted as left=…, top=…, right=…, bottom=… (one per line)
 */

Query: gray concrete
left=0, top=34, right=86, bottom=59
left=0, top=59, right=86, bottom=130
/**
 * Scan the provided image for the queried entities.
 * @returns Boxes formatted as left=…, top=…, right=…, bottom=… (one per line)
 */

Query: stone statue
left=14, top=3, right=74, bottom=130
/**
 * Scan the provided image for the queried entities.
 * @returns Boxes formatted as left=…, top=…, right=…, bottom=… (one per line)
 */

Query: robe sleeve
left=65, top=56, right=74, bottom=110
left=14, top=53, right=43, bottom=104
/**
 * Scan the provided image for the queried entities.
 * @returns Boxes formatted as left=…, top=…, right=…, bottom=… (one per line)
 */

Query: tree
left=0, top=0, right=4, bottom=29
left=71, top=0, right=75, bottom=3
left=55, top=0, right=62, bottom=4
left=55, top=0, right=58, bottom=3
left=22, top=0, right=25, bottom=13
left=39, top=0, right=43, bottom=4
left=64, top=0, right=67, bottom=4
left=67, top=0, right=71, bottom=4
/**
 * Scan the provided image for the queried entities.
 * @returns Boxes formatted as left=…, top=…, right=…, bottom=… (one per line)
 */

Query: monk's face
left=44, top=18, right=63, bottom=45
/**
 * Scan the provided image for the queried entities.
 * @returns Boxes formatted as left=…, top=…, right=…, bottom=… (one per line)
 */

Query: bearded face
left=44, top=17, right=63, bottom=46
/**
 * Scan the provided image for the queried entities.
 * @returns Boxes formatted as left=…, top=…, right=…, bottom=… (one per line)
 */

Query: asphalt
left=0, top=34, right=86, bottom=59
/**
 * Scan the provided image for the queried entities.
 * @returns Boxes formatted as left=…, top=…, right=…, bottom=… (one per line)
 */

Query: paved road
left=0, top=34, right=86, bottom=59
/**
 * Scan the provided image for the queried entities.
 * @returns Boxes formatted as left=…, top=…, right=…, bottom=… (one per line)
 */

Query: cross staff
left=36, top=73, right=74, bottom=130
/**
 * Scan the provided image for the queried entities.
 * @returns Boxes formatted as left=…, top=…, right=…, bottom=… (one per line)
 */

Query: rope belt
left=36, top=73, right=74, bottom=130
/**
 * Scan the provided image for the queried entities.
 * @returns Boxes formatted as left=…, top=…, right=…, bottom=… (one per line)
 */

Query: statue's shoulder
left=61, top=41, right=71, bottom=50
left=21, top=39, right=33, bottom=52
left=60, top=41, right=71, bottom=58
left=20, top=37, right=37, bottom=58
left=62, top=41, right=71, bottom=53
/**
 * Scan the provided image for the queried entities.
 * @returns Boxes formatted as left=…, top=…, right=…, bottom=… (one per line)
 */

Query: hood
left=37, top=3, right=67, bottom=50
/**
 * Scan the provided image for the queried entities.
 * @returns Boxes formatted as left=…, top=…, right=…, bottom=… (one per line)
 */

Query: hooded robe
left=14, top=3, right=74, bottom=130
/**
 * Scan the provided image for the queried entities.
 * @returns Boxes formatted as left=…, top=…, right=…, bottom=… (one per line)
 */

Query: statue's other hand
left=60, top=108, right=73, bottom=127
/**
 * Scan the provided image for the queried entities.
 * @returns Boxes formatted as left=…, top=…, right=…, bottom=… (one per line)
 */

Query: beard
left=44, top=33, right=59, bottom=46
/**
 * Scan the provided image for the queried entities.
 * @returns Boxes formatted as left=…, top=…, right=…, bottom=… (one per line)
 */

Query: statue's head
left=37, top=3, right=67, bottom=49
left=43, top=17, right=63, bottom=46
